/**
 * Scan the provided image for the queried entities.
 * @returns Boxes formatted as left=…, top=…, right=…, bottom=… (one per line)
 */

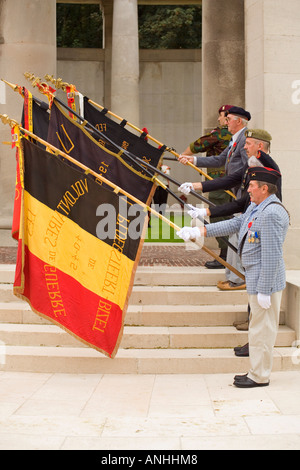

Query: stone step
left=0, top=345, right=298, bottom=374
left=134, top=266, right=226, bottom=286
left=0, top=263, right=296, bottom=376
left=130, top=285, right=247, bottom=305
left=0, top=301, right=287, bottom=327
left=0, top=265, right=15, bottom=283
left=0, top=265, right=226, bottom=286
left=0, top=301, right=252, bottom=327
left=126, top=304, right=286, bottom=327
left=0, top=323, right=294, bottom=349
left=0, top=283, right=248, bottom=305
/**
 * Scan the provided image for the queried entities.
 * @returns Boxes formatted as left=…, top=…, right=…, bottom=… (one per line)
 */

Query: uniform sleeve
left=202, top=168, right=243, bottom=193
left=209, top=194, right=249, bottom=218
left=195, top=148, right=227, bottom=168
left=190, top=131, right=219, bottom=154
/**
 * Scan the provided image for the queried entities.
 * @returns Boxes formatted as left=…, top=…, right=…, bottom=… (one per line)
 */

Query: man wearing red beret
left=179, top=105, right=233, bottom=268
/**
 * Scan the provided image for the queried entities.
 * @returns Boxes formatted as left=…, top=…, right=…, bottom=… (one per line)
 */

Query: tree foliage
left=138, top=5, right=201, bottom=49
left=57, top=4, right=103, bottom=48
left=56, top=4, right=201, bottom=49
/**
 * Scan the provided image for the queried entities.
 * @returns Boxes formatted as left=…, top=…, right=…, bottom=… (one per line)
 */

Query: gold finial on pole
left=0, top=113, right=19, bottom=128
left=24, top=71, right=42, bottom=89
left=24, top=72, right=55, bottom=103
left=44, top=74, right=76, bottom=92
left=1, top=79, right=20, bottom=93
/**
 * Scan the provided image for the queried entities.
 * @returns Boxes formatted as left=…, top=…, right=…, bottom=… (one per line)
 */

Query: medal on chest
left=247, top=221, right=260, bottom=243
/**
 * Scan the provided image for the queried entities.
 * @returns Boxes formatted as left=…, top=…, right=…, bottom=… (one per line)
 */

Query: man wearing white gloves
left=179, top=106, right=251, bottom=289
left=177, top=167, right=290, bottom=388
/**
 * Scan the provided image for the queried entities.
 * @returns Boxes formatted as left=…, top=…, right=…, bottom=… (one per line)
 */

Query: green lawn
left=145, top=212, right=191, bottom=243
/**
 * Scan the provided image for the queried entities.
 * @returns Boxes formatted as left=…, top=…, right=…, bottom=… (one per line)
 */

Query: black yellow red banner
left=14, top=137, right=146, bottom=357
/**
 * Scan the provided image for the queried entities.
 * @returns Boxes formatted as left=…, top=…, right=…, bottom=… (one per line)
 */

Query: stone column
left=100, top=0, right=113, bottom=110
left=245, top=0, right=300, bottom=269
left=201, top=0, right=245, bottom=133
left=0, top=0, right=56, bottom=229
left=111, top=0, right=140, bottom=125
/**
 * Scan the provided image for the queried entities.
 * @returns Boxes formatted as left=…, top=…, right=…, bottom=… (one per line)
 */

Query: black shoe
left=233, top=376, right=269, bottom=388
left=204, top=259, right=225, bottom=269
left=234, top=342, right=248, bottom=352
left=234, top=373, right=248, bottom=382
left=234, top=343, right=249, bottom=357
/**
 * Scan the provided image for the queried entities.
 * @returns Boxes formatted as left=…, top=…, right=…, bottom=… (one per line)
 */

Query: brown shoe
left=233, top=319, right=247, bottom=327
left=217, top=280, right=227, bottom=289
left=217, top=281, right=246, bottom=290
left=235, top=321, right=249, bottom=331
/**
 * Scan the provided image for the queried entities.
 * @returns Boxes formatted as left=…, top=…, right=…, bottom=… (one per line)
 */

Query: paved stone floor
left=0, top=371, right=300, bottom=450
left=1, top=240, right=299, bottom=450
left=0, top=244, right=217, bottom=267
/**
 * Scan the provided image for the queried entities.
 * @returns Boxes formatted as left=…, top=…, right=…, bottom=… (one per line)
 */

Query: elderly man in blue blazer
left=177, top=167, right=289, bottom=388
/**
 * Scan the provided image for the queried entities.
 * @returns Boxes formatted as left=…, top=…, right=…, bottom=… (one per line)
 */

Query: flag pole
left=43, top=74, right=236, bottom=200
left=20, top=74, right=223, bottom=209
left=2, top=77, right=227, bottom=209
left=0, top=114, right=244, bottom=281
left=87, top=98, right=236, bottom=198
left=4, top=76, right=238, bottom=254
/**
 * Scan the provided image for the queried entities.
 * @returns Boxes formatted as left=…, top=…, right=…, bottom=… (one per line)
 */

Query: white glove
left=187, top=206, right=208, bottom=219
left=178, top=182, right=194, bottom=195
left=257, top=293, right=271, bottom=309
left=176, top=226, right=201, bottom=242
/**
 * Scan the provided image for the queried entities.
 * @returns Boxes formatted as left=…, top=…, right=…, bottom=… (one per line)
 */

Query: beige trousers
left=247, top=291, right=283, bottom=384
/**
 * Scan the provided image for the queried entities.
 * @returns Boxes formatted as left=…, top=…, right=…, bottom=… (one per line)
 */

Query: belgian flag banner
left=47, top=99, right=161, bottom=204
left=14, top=138, right=146, bottom=358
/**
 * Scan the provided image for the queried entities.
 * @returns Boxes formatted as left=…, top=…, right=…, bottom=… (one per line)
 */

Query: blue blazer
left=195, top=128, right=248, bottom=195
left=206, top=194, right=290, bottom=295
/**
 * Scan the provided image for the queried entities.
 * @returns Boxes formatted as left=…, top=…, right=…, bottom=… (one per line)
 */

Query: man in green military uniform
left=180, top=104, right=233, bottom=268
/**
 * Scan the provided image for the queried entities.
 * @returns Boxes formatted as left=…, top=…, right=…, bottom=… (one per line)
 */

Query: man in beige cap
left=181, top=129, right=279, bottom=291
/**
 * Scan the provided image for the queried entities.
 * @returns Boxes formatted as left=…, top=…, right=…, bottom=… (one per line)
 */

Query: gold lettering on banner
left=26, top=209, right=36, bottom=236
left=44, top=265, right=66, bottom=317
left=142, top=156, right=151, bottom=165
left=95, top=123, right=107, bottom=133
left=92, top=300, right=112, bottom=332
left=88, top=258, right=96, bottom=270
left=56, top=178, right=89, bottom=216
left=56, top=124, right=75, bottom=154
left=96, top=161, right=109, bottom=186
left=121, top=140, right=129, bottom=150
left=44, top=178, right=89, bottom=271
left=70, top=235, right=82, bottom=271
left=98, top=138, right=106, bottom=147
left=92, top=208, right=132, bottom=333
left=44, top=210, right=65, bottom=248
left=102, top=213, right=129, bottom=297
